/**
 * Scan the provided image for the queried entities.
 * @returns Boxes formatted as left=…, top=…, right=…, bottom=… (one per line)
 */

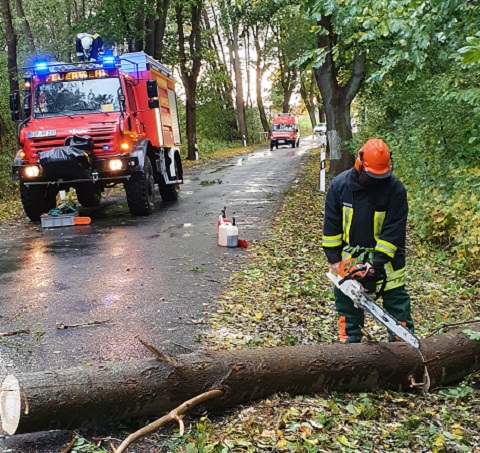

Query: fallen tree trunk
left=1, top=324, right=480, bottom=435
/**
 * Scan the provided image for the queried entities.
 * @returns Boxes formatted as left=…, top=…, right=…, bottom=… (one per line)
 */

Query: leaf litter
left=168, top=148, right=480, bottom=452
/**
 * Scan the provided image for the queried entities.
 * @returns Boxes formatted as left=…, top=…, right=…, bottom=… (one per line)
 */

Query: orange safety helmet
left=354, top=138, right=392, bottom=179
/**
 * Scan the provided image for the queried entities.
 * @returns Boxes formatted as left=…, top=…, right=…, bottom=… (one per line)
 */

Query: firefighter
left=76, top=32, right=104, bottom=62
left=322, top=138, right=414, bottom=343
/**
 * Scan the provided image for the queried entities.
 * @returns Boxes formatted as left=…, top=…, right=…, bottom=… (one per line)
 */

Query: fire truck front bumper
left=12, top=155, right=139, bottom=185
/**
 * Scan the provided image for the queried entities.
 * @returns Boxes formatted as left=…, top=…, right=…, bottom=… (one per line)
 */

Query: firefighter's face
left=358, top=168, right=373, bottom=186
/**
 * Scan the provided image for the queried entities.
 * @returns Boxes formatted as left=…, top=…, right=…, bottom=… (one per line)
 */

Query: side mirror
left=22, top=96, right=31, bottom=120
left=148, top=99, right=160, bottom=109
left=146, top=80, right=158, bottom=98
left=9, top=92, right=19, bottom=112
left=118, top=91, right=126, bottom=111
left=295, top=128, right=299, bottom=133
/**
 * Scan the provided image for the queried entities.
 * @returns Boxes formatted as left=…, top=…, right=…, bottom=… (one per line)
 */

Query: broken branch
left=114, top=389, right=224, bottom=453
left=137, top=338, right=179, bottom=367
left=56, top=320, right=110, bottom=330
left=0, top=329, right=30, bottom=337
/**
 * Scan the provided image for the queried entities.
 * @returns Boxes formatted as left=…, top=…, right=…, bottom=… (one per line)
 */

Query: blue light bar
left=102, top=55, right=117, bottom=69
left=34, top=61, right=49, bottom=74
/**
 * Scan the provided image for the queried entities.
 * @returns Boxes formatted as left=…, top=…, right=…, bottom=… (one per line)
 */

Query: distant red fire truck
left=269, top=113, right=300, bottom=150
left=9, top=52, right=183, bottom=221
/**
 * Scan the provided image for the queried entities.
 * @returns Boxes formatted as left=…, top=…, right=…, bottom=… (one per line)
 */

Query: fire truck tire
left=20, top=183, right=58, bottom=222
left=158, top=167, right=180, bottom=203
left=75, top=184, right=102, bottom=208
left=125, top=158, right=155, bottom=215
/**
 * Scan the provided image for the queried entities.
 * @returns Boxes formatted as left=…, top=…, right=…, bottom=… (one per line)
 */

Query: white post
left=242, top=135, right=247, bottom=148
left=320, top=147, right=326, bottom=192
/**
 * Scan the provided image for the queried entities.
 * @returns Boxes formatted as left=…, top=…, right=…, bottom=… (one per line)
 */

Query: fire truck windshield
left=33, top=77, right=122, bottom=117
left=272, top=124, right=295, bottom=132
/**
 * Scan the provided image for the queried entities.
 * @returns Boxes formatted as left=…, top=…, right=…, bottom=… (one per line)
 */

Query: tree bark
left=318, top=104, right=326, bottom=123
left=134, top=10, right=145, bottom=52
left=2, top=325, right=480, bottom=436
left=175, top=0, right=203, bottom=160
left=1, top=0, right=19, bottom=93
left=15, top=0, right=35, bottom=54
left=314, top=14, right=365, bottom=175
left=145, top=0, right=169, bottom=61
left=231, top=21, right=248, bottom=144
left=300, top=76, right=317, bottom=129
left=253, top=24, right=270, bottom=133
left=202, top=6, right=237, bottom=139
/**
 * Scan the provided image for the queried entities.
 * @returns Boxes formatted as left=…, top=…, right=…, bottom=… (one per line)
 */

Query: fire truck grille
left=32, top=127, right=116, bottom=156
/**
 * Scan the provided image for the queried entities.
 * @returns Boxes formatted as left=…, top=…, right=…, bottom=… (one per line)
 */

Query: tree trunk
left=253, top=26, right=269, bottom=133
left=202, top=6, right=237, bottom=139
left=133, top=8, right=145, bottom=51
left=2, top=325, right=480, bottom=436
left=318, top=104, right=326, bottom=123
left=231, top=23, right=248, bottom=144
left=256, top=65, right=269, bottom=133
left=306, top=105, right=316, bottom=129
left=154, top=0, right=170, bottom=61
left=314, top=14, right=365, bottom=176
left=185, top=84, right=197, bottom=160
left=15, top=0, right=35, bottom=54
left=145, top=0, right=156, bottom=56
left=175, top=0, right=203, bottom=159
left=300, top=77, right=317, bottom=129
left=1, top=0, right=19, bottom=93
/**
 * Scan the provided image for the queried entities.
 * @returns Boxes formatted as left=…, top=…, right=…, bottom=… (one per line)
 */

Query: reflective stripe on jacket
left=322, top=168, right=408, bottom=289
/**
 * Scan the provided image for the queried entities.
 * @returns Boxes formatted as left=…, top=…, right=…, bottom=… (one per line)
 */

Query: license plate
left=28, top=130, right=56, bottom=138
left=278, top=140, right=285, bottom=144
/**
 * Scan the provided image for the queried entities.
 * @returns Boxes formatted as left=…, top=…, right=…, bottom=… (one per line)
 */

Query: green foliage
left=0, top=151, right=17, bottom=200
left=463, top=329, right=480, bottom=341
left=458, top=32, right=480, bottom=65
left=356, top=21, right=480, bottom=269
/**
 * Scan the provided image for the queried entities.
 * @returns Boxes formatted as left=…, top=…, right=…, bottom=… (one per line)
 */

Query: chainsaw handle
left=338, top=265, right=367, bottom=285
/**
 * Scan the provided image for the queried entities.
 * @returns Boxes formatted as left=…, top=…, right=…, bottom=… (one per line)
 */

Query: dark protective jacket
left=322, top=168, right=408, bottom=291
left=76, top=33, right=104, bottom=62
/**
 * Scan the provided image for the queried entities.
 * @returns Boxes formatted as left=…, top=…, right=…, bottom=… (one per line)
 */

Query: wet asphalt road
left=0, top=136, right=316, bottom=449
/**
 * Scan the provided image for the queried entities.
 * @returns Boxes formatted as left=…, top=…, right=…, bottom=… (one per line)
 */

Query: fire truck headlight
left=120, top=141, right=131, bottom=152
left=108, top=159, right=124, bottom=171
left=24, top=165, right=41, bottom=178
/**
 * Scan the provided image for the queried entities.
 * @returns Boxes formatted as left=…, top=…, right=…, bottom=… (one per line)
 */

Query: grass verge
left=165, top=148, right=480, bottom=452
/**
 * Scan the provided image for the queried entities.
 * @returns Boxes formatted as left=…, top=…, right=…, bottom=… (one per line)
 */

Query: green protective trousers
left=334, top=285, right=415, bottom=343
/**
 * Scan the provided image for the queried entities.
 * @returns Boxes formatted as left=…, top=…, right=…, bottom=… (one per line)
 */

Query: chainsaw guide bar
left=326, top=271, right=420, bottom=349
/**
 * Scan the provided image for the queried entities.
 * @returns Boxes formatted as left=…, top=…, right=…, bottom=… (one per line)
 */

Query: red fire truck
left=269, top=113, right=300, bottom=150
left=9, top=52, right=183, bottom=221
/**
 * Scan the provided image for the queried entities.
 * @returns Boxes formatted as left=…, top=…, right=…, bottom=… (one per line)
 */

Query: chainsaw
left=326, top=259, right=420, bottom=349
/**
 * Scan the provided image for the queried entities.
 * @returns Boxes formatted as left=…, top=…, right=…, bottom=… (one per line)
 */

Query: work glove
left=355, top=263, right=386, bottom=294
left=363, top=262, right=385, bottom=280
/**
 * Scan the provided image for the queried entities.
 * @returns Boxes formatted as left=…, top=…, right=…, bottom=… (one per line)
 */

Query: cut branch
left=0, top=329, right=30, bottom=337
left=114, top=389, right=223, bottom=453
left=138, top=338, right=179, bottom=367
left=56, top=320, right=110, bottom=330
